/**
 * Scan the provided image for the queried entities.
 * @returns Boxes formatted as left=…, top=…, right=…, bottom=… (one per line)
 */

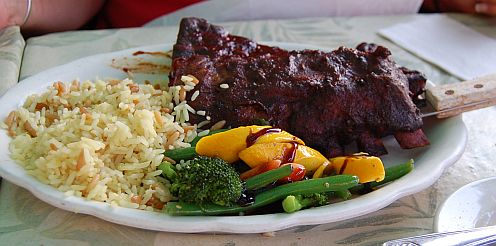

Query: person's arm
left=0, top=0, right=105, bottom=35
left=422, top=0, right=496, bottom=16
left=475, top=0, right=496, bottom=15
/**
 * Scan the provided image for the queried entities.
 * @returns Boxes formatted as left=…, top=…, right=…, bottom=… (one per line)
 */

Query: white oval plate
left=435, top=177, right=496, bottom=232
left=0, top=43, right=467, bottom=233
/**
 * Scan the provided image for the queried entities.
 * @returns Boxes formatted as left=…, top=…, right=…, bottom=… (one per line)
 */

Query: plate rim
left=0, top=43, right=468, bottom=233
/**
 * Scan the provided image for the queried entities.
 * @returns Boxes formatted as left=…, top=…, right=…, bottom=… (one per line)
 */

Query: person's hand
left=0, top=0, right=104, bottom=36
left=436, top=0, right=496, bottom=16
left=0, top=0, right=27, bottom=29
left=474, top=0, right=496, bottom=16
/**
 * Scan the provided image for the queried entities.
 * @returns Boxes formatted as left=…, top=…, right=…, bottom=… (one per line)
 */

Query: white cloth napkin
left=379, top=15, right=496, bottom=80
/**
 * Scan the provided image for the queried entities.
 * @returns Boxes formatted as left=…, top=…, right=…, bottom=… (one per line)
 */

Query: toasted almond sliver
left=114, top=154, right=124, bottom=165
left=80, top=106, right=88, bottom=114
left=4, top=111, right=15, bottom=128
left=24, top=121, right=37, bottom=137
left=7, top=128, right=16, bottom=137
left=162, top=156, right=176, bottom=164
left=187, top=75, right=200, bottom=84
left=131, top=195, right=142, bottom=204
left=183, top=125, right=195, bottom=133
left=160, top=108, right=171, bottom=114
left=83, top=113, right=93, bottom=125
left=145, top=196, right=155, bottom=206
left=50, top=143, right=58, bottom=151
left=85, top=174, right=100, bottom=195
left=54, top=81, right=66, bottom=96
left=179, top=86, right=186, bottom=102
left=35, top=103, right=49, bottom=111
left=96, top=147, right=105, bottom=155
left=153, top=201, right=165, bottom=210
left=128, top=83, right=139, bottom=93
left=164, top=131, right=180, bottom=150
left=45, top=112, right=59, bottom=124
left=109, top=79, right=120, bottom=86
left=154, top=111, right=163, bottom=125
left=76, top=149, right=86, bottom=171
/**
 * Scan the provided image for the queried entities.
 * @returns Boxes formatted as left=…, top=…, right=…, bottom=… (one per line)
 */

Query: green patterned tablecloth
left=1, top=14, right=496, bottom=246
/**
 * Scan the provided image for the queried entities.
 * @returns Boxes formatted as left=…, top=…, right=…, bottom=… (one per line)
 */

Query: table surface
left=1, top=13, right=496, bottom=246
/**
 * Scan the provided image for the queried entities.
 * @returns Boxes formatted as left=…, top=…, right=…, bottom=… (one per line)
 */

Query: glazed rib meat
left=169, top=17, right=429, bottom=157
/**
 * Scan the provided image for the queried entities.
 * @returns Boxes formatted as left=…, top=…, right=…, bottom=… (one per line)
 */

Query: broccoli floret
left=159, top=156, right=243, bottom=206
left=158, top=161, right=176, bottom=180
left=282, top=193, right=329, bottom=213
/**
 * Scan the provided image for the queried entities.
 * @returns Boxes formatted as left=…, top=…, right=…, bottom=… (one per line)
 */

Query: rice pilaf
left=4, top=78, right=200, bottom=211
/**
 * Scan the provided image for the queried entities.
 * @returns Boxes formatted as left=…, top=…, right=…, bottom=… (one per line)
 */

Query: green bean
left=165, top=174, right=359, bottom=216
left=334, top=189, right=352, bottom=200
left=350, top=159, right=414, bottom=193
left=164, top=147, right=197, bottom=161
left=375, top=159, right=414, bottom=187
left=190, top=129, right=228, bottom=146
left=245, top=164, right=292, bottom=190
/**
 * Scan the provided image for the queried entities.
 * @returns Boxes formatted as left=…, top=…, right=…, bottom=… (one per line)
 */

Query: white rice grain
left=198, top=129, right=210, bottom=137
left=191, top=90, right=200, bottom=101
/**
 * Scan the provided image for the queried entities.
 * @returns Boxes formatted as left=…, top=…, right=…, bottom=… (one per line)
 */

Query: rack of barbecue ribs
left=169, top=17, right=429, bottom=157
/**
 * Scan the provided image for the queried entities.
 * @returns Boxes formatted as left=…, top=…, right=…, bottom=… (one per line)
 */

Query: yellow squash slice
left=195, top=125, right=304, bottom=163
left=313, top=154, right=385, bottom=183
left=238, top=142, right=327, bottom=172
